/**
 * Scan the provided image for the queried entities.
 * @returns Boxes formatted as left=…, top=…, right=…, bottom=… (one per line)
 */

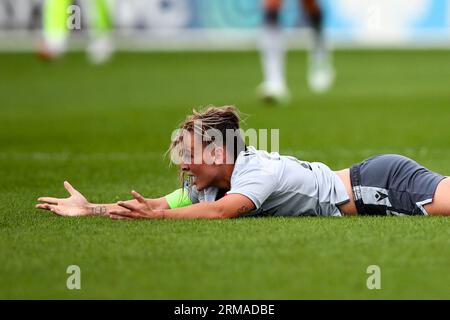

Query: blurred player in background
left=258, top=0, right=334, bottom=102
left=38, top=0, right=114, bottom=64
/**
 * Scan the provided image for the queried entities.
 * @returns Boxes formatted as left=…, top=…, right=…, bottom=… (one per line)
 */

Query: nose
left=180, top=162, right=190, bottom=172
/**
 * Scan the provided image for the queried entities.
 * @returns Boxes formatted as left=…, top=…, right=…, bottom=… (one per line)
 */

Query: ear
left=213, top=146, right=226, bottom=165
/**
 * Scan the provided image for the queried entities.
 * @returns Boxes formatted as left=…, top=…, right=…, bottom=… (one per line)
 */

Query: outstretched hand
left=109, top=191, right=163, bottom=220
left=36, top=181, right=91, bottom=216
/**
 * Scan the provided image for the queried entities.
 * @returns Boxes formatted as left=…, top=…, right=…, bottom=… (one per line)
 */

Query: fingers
left=36, top=203, right=55, bottom=211
left=37, top=197, right=59, bottom=205
left=35, top=203, right=63, bottom=216
left=63, top=181, right=78, bottom=196
left=109, top=214, right=132, bottom=220
left=110, top=208, right=139, bottom=219
left=117, top=201, right=139, bottom=212
left=131, top=190, right=146, bottom=204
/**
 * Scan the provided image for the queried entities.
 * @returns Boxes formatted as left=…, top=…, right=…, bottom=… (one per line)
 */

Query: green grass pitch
left=0, top=50, right=449, bottom=299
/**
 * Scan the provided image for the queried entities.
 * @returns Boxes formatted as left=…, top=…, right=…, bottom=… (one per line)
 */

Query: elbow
left=219, top=212, right=236, bottom=219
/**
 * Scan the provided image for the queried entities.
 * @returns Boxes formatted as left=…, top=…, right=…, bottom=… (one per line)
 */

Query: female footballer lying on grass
left=36, top=106, right=450, bottom=218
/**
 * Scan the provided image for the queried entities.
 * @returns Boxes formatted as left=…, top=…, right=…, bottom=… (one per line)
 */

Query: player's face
left=180, top=133, right=221, bottom=191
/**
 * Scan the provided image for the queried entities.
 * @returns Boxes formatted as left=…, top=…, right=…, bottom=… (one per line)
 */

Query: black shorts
left=350, top=154, right=445, bottom=216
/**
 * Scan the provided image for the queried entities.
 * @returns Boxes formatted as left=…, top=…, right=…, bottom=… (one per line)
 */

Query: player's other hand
left=109, top=190, right=162, bottom=220
left=36, top=181, right=91, bottom=216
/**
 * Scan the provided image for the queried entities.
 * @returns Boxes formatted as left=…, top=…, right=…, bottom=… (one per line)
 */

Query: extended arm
left=89, top=197, right=169, bottom=216
left=110, top=192, right=255, bottom=220
left=36, top=181, right=169, bottom=217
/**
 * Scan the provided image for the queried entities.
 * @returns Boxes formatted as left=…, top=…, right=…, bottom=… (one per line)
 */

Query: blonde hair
left=168, top=105, right=246, bottom=188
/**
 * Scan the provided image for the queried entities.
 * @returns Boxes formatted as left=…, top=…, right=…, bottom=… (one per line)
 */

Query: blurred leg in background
left=39, top=0, right=114, bottom=64
left=302, top=0, right=334, bottom=93
left=85, top=0, right=114, bottom=64
left=258, top=0, right=289, bottom=104
left=39, top=0, right=71, bottom=59
left=258, top=0, right=334, bottom=103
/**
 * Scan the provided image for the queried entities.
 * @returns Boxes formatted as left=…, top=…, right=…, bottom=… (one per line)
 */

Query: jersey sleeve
left=164, top=181, right=201, bottom=209
left=164, top=188, right=193, bottom=209
left=226, top=165, right=277, bottom=209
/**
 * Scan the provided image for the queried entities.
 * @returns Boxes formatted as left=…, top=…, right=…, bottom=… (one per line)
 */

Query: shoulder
left=234, top=147, right=281, bottom=169
left=231, top=147, right=281, bottom=182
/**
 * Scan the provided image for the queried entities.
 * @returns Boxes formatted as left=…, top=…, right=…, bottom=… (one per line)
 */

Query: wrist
left=88, top=204, right=107, bottom=216
left=154, top=209, right=166, bottom=219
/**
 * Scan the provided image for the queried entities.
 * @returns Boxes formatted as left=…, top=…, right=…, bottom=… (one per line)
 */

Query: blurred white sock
left=259, top=25, right=286, bottom=89
left=87, top=35, right=114, bottom=65
left=308, top=29, right=335, bottom=93
left=311, top=29, right=327, bottom=61
left=40, top=33, right=68, bottom=59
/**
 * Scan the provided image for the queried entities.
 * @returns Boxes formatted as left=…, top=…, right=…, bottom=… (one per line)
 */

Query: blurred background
left=1, top=0, right=450, bottom=50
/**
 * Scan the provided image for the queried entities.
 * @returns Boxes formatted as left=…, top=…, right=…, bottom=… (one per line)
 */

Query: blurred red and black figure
left=37, top=0, right=114, bottom=64
left=258, top=0, right=335, bottom=103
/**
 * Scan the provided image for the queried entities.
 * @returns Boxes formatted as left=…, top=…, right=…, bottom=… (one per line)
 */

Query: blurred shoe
left=37, top=44, right=57, bottom=61
left=308, top=53, right=335, bottom=93
left=36, top=37, right=66, bottom=61
left=87, top=36, right=114, bottom=65
left=257, top=81, right=290, bottom=105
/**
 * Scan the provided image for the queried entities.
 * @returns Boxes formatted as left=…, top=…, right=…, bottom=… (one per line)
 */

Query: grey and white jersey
left=189, top=147, right=350, bottom=217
